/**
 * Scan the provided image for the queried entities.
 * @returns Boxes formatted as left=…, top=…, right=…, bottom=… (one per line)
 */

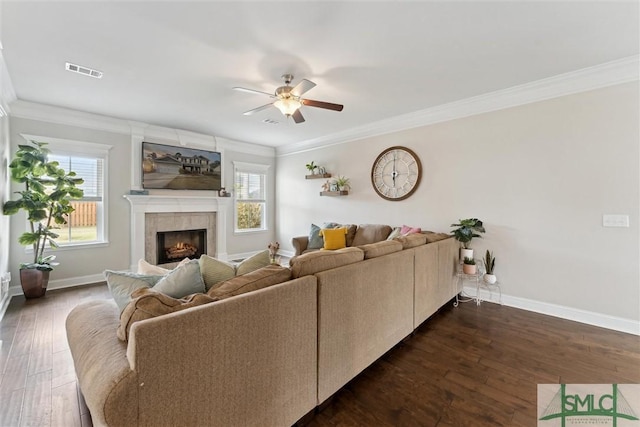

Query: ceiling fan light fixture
left=274, top=98, right=301, bottom=116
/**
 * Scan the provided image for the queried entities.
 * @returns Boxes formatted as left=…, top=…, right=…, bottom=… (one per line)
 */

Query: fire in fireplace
left=156, top=229, right=207, bottom=265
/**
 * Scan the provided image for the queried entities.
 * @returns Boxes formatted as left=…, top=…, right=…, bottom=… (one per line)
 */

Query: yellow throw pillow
left=320, top=227, right=348, bottom=250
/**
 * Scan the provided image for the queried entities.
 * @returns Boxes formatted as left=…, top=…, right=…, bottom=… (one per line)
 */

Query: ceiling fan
left=233, top=74, right=344, bottom=123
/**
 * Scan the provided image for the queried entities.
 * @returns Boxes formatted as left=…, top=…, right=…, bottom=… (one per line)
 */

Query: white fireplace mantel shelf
left=123, top=194, right=230, bottom=269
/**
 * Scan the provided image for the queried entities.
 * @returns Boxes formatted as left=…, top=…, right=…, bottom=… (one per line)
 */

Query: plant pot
left=20, top=268, right=50, bottom=298
left=460, top=248, right=473, bottom=261
left=462, top=264, right=477, bottom=275
left=484, top=274, right=497, bottom=284
left=339, top=186, right=346, bottom=191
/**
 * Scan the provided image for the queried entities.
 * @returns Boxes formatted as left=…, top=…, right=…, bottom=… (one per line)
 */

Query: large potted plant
left=451, top=218, right=485, bottom=260
left=2, top=141, right=84, bottom=298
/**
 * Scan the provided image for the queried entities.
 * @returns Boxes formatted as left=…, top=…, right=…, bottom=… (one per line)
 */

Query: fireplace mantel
left=123, top=195, right=229, bottom=270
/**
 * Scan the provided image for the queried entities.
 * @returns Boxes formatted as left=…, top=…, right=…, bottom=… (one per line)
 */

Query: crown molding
left=8, top=100, right=274, bottom=157
left=277, top=55, right=640, bottom=156
left=0, top=52, right=17, bottom=115
left=10, top=100, right=132, bottom=134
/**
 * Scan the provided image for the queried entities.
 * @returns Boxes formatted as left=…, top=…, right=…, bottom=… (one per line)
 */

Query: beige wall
left=276, top=82, right=639, bottom=322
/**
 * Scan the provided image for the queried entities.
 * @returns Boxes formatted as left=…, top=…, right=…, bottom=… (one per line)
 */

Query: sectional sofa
left=66, top=227, right=459, bottom=427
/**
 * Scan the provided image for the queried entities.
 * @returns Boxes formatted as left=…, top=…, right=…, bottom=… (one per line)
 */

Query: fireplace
left=123, top=195, right=230, bottom=271
left=156, top=229, right=206, bottom=264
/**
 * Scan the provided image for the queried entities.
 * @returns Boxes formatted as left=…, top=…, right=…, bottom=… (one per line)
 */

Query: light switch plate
left=602, top=214, right=630, bottom=228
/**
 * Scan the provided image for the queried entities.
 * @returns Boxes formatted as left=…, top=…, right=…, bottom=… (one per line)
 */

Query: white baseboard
left=0, top=294, right=10, bottom=323
left=463, top=285, right=640, bottom=336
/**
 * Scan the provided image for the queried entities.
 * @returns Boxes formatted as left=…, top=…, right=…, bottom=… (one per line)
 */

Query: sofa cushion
left=395, top=233, right=428, bottom=249
left=290, top=247, right=364, bottom=278
left=106, top=260, right=206, bottom=312
left=423, top=232, right=452, bottom=243
left=207, top=265, right=292, bottom=300
left=358, top=240, right=403, bottom=259
left=342, top=224, right=358, bottom=247
left=117, top=288, right=217, bottom=341
left=351, top=224, right=392, bottom=246
left=235, top=250, right=270, bottom=276
left=199, top=255, right=237, bottom=291
left=320, top=227, right=348, bottom=250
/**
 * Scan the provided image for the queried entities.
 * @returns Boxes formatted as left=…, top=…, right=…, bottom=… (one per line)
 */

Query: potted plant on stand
left=2, top=141, right=84, bottom=298
left=451, top=218, right=485, bottom=260
left=483, top=250, right=497, bottom=284
left=462, top=257, right=477, bottom=275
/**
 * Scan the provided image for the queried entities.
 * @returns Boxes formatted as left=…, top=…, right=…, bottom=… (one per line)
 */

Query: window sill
left=25, top=241, right=110, bottom=253
left=234, top=229, right=268, bottom=236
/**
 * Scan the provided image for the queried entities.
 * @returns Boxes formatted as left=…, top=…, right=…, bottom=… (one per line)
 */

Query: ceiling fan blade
left=292, top=109, right=305, bottom=123
left=290, top=79, right=316, bottom=97
left=243, top=103, right=274, bottom=115
left=233, top=87, right=275, bottom=98
left=301, top=99, right=344, bottom=112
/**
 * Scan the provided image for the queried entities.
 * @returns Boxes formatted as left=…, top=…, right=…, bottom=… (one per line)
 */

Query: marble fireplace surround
left=123, top=195, right=229, bottom=271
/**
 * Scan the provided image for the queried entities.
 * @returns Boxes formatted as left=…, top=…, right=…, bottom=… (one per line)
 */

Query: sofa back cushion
left=357, top=240, right=403, bottom=259
left=351, top=224, right=392, bottom=246
left=207, top=265, right=292, bottom=300
left=423, top=232, right=452, bottom=243
left=394, top=233, right=428, bottom=249
left=117, top=288, right=217, bottom=341
left=290, top=247, right=364, bottom=278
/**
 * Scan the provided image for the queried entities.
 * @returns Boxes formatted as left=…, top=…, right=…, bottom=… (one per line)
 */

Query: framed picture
left=142, top=142, right=222, bottom=190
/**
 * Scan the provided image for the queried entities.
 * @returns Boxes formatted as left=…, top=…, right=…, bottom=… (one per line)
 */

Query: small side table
left=454, top=262, right=502, bottom=306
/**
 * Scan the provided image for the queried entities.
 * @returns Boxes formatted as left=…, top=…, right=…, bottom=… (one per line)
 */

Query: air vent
left=262, top=118, right=279, bottom=125
left=65, top=62, right=103, bottom=79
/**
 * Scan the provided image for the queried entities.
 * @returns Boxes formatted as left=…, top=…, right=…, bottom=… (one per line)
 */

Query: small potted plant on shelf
left=451, top=218, right=485, bottom=260
left=462, top=257, right=477, bottom=275
left=305, top=161, right=318, bottom=175
left=335, top=176, right=350, bottom=192
left=2, top=140, right=84, bottom=298
left=483, top=250, right=497, bottom=284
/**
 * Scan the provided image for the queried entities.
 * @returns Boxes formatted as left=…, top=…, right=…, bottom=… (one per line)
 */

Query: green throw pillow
left=199, top=254, right=236, bottom=291
left=236, top=250, right=270, bottom=276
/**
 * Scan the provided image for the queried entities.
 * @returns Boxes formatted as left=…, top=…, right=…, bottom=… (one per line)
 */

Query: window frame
left=233, top=161, right=270, bottom=234
left=19, top=134, right=112, bottom=250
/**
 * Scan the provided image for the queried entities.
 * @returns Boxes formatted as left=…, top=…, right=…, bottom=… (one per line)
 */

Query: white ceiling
left=1, top=1, right=638, bottom=148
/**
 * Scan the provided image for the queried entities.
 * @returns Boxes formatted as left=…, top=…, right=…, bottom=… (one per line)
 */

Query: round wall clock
left=371, top=146, right=422, bottom=201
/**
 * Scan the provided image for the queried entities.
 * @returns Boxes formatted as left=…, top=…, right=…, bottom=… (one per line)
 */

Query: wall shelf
left=320, top=191, right=349, bottom=197
left=306, top=173, right=332, bottom=179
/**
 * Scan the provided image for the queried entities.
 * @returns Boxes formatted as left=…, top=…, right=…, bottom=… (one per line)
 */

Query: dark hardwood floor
left=1, top=283, right=638, bottom=426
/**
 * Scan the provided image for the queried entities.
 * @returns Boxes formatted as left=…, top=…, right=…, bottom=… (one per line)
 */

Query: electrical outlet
left=602, top=214, right=630, bottom=228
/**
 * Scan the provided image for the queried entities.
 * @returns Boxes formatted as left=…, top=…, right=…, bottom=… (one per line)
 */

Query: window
left=21, top=134, right=111, bottom=247
left=234, top=162, right=269, bottom=233
left=47, top=154, right=104, bottom=244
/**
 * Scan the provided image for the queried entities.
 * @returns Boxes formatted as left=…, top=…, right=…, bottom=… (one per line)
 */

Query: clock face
left=371, top=146, right=422, bottom=201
